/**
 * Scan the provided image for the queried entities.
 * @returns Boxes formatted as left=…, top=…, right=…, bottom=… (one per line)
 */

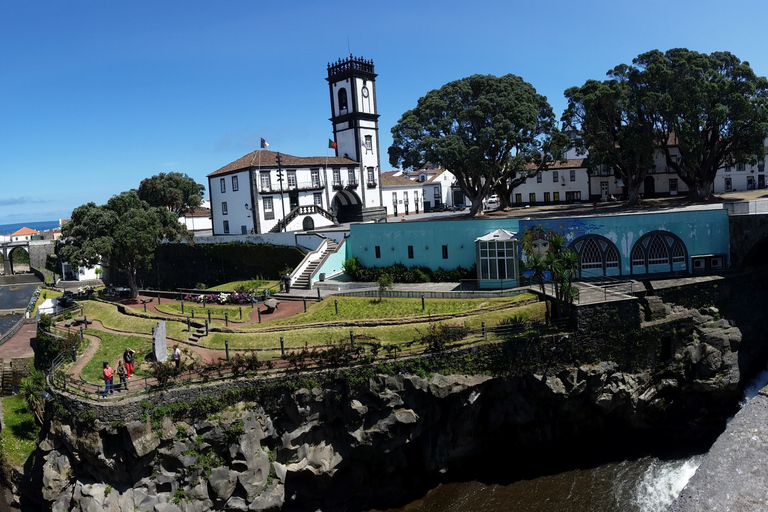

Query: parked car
left=487, top=195, right=499, bottom=205
left=451, top=204, right=466, bottom=211
left=432, top=203, right=448, bottom=212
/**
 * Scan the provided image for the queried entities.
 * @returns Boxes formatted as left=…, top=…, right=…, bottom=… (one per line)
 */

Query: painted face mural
left=521, top=226, right=555, bottom=261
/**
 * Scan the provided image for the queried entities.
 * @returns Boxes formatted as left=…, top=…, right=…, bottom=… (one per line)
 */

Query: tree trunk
left=625, top=185, right=642, bottom=207
left=687, top=181, right=713, bottom=202
left=125, top=268, right=140, bottom=298
left=468, top=200, right=486, bottom=217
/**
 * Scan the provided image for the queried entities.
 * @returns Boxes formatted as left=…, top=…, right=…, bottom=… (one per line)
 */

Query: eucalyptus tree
left=389, top=74, right=566, bottom=216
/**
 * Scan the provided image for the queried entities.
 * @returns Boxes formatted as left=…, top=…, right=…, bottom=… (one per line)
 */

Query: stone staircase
left=187, top=326, right=206, bottom=344
left=293, top=240, right=338, bottom=290
left=1, top=360, right=12, bottom=396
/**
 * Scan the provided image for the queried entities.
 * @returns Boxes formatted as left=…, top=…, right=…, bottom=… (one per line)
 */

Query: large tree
left=60, top=190, right=187, bottom=298
left=138, top=172, right=205, bottom=216
left=389, top=74, right=565, bottom=216
left=563, top=75, right=657, bottom=206
left=631, top=49, right=768, bottom=201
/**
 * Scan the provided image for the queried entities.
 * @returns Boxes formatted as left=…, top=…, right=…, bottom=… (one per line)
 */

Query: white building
left=511, top=159, right=591, bottom=205
left=381, top=166, right=464, bottom=215
left=207, top=56, right=386, bottom=235
left=179, top=200, right=213, bottom=236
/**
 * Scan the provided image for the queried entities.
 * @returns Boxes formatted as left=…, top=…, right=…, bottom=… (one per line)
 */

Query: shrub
left=417, top=322, right=470, bottom=353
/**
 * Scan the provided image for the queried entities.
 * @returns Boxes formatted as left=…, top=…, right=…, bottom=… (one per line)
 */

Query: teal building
left=329, top=208, right=730, bottom=288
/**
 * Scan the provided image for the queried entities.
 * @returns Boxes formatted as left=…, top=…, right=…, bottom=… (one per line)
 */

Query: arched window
left=630, top=231, right=688, bottom=275
left=581, top=238, right=603, bottom=269
left=570, top=234, right=621, bottom=277
left=631, top=245, right=645, bottom=266
left=338, top=89, right=348, bottom=113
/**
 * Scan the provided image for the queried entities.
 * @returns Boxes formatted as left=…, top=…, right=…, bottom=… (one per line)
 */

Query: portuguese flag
left=328, top=139, right=337, bottom=150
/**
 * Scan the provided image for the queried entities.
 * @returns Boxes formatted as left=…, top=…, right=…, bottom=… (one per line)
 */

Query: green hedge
left=135, top=242, right=304, bottom=290
left=343, top=257, right=475, bottom=283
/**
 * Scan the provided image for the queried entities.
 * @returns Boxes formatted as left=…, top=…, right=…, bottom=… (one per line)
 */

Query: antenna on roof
left=347, top=36, right=351, bottom=55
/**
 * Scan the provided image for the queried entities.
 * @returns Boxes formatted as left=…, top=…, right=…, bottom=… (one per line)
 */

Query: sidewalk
left=0, top=321, right=36, bottom=360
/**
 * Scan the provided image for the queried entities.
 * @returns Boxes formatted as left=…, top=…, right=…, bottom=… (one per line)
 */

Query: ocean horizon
left=0, top=220, right=60, bottom=236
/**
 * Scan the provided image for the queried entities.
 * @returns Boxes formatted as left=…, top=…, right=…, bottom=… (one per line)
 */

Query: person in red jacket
left=123, top=348, right=135, bottom=378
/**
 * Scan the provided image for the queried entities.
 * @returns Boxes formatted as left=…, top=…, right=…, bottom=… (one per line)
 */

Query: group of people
left=101, top=347, right=135, bottom=398
left=102, top=345, right=182, bottom=398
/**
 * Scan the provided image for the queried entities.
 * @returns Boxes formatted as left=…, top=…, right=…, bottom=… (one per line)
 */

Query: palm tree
left=528, top=254, right=550, bottom=320
left=19, top=369, right=47, bottom=425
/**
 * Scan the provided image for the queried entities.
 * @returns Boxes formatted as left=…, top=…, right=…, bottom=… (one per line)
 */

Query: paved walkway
left=0, top=322, right=36, bottom=360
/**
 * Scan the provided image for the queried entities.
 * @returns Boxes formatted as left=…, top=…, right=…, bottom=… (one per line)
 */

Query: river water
left=370, top=367, right=768, bottom=512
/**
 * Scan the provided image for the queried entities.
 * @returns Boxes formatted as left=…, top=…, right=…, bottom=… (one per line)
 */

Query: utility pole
left=277, top=152, right=286, bottom=231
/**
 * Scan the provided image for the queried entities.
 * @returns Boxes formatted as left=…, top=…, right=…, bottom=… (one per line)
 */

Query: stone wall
left=27, top=240, right=55, bottom=270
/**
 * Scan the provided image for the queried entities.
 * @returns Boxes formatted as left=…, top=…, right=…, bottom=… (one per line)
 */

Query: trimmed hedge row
left=134, top=242, right=304, bottom=290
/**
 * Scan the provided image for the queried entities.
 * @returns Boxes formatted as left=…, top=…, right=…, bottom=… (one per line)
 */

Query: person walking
left=123, top=348, right=135, bottom=378
left=173, top=345, right=181, bottom=370
left=102, top=361, right=114, bottom=398
left=116, top=361, right=128, bottom=391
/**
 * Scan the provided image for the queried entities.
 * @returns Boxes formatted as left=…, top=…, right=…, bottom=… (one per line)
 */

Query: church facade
left=207, top=56, right=386, bottom=236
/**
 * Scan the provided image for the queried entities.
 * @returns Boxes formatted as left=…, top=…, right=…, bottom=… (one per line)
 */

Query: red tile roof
left=11, top=227, right=38, bottom=237
left=208, top=150, right=357, bottom=177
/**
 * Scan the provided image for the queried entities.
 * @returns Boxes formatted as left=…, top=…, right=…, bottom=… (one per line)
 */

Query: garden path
left=60, top=296, right=305, bottom=390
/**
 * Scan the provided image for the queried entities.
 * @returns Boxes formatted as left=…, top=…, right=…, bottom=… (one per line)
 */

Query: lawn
left=66, top=295, right=546, bottom=369
left=80, top=301, right=190, bottom=340
left=268, top=295, right=534, bottom=325
left=155, top=302, right=256, bottom=324
left=0, top=395, right=38, bottom=468
left=79, top=330, right=154, bottom=383
left=199, top=301, right=545, bottom=351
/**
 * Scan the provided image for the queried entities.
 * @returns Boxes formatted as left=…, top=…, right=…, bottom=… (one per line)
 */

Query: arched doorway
left=302, top=216, right=315, bottom=231
left=332, top=189, right=363, bottom=223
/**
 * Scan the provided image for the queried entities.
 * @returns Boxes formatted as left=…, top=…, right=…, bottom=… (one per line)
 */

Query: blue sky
left=2, top=0, right=767, bottom=224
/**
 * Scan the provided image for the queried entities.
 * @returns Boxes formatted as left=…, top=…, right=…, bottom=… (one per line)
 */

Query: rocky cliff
left=24, top=303, right=743, bottom=512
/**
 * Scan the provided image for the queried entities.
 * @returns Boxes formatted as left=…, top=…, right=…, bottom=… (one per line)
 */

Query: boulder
left=126, top=420, right=160, bottom=458
left=208, top=466, right=237, bottom=502
left=41, top=451, right=72, bottom=501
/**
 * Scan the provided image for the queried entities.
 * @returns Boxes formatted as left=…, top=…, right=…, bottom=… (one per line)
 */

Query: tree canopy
left=138, top=172, right=205, bottom=216
left=615, top=49, right=768, bottom=201
left=60, top=190, right=187, bottom=297
left=389, top=74, right=565, bottom=216
left=563, top=74, right=656, bottom=206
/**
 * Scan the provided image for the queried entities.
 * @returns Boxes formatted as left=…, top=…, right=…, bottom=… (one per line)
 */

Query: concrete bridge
left=1, top=240, right=55, bottom=275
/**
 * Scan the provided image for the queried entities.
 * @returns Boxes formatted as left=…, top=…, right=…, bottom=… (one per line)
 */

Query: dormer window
left=418, top=174, right=426, bottom=182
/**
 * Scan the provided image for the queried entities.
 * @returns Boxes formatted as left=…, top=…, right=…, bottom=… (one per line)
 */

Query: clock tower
left=327, top=55, right=384, bottom=216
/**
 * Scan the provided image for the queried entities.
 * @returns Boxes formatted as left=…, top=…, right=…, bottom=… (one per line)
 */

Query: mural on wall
left=518, top=209, right=730, bottom=277
left=520, top=225, right=557, bottom=262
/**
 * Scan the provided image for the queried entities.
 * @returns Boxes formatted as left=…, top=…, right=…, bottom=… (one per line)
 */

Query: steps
left=1, top=360, right=12, bottom=396
left=293, top=240, right=338, bottom=289
left=187, top=327, right=206, bottom=344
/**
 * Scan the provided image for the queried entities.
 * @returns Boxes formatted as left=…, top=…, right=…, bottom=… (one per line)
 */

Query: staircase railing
left=274, top=204, right=337, bottom=232
left=289, top=237, right=340, bottom=288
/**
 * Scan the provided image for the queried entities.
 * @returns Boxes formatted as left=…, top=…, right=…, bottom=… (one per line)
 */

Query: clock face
left=362, top=86, right=369, bottom=98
